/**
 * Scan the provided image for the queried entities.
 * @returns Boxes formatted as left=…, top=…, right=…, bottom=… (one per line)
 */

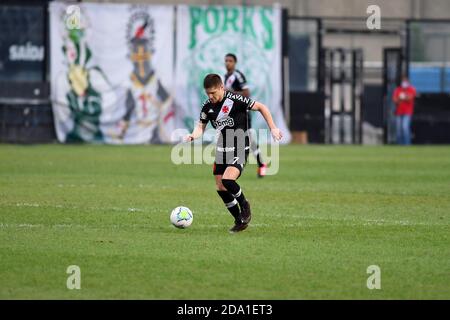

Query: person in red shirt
left=393, top=76, right=417, bottom=145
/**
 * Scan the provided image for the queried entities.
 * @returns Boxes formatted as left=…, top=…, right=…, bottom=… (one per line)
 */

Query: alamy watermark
left=366, top=265, right=381, bottom=290
left=65, top=5, right=81, bottom=30
left=170, top=128, right=280, bottom=175
left=66, top=265, right=81, bottom=290
left=366, top=5, right=381, bottom=30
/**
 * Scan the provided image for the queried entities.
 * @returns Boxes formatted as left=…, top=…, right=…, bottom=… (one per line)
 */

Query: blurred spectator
left=393, top=76, right=417, bottom=145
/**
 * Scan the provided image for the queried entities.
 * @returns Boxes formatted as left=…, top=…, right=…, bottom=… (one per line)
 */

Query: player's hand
left=184, top=134, right=194, bottom=142
left=271, top=128, right=283, bottom=141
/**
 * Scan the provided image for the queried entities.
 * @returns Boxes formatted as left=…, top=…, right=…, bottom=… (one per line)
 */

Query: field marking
left=9, top=202, right=143, bottom=213
left=0, top=223, right=85, bottom=229
left=15, top=202, right=41, bottom=207
left=1, top=202, right=446, bottom=228
left=0, top=223, right=273, bottom=230
left=259, top=213, right=446, bottom=227
left=0, top=223, right=44, bottom=228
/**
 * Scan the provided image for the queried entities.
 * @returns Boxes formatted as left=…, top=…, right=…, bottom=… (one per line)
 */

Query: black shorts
left=213, top=151, right=249, bottom=176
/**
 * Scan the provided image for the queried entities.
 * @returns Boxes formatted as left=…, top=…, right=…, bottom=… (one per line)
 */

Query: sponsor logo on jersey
left=217, top=146, right=235, bottom=152
left=213, top=117, right=234, bottom=129
left=200, top=112, right=207, bottom=120
left=226, top=92, right=251, bottom=105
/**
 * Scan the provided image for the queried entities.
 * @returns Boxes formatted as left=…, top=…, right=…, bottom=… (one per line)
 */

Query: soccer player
left=224, top=53, right=267, bottom=178
left=185, top=74, right=282, bottom=233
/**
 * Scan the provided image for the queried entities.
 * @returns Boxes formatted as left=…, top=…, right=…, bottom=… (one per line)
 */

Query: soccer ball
left=170, top=206, right=193, bottom=229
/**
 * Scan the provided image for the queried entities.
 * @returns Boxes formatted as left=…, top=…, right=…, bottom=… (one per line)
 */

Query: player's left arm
left=251, top=101, right=283, bottom=141
left=234, top=72, right=250, bottom=97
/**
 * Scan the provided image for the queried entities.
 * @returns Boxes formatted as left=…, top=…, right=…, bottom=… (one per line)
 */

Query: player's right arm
left=185, top=100, right=210, bottom=142
left=185, top=121, right=207, bottom=142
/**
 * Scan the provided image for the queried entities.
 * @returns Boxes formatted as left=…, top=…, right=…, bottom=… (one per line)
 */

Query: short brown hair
left=203, top=74, right=223, bottom=89
left=225, top=53, right=237, bottom=62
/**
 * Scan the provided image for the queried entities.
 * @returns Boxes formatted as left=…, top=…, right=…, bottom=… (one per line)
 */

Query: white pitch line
left=4, top=203, right=446, bottom=227
left=259, top=212, right=445, bottom=227
left=9, top=202, right=145, bottom=214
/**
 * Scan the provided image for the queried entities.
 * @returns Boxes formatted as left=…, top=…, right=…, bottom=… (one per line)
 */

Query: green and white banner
left=50, top=3, right=176, bottom=143
left=50, top=3, right=290, bottom=144
left=175, top=4, right=291, bottom=144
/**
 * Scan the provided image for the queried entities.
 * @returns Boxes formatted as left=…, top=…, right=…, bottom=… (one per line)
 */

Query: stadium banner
left=175, top=4, right=291, bottom=144
left=0, top=5, right=45, bottom=82
left=50, top=3, right=176, bottom=143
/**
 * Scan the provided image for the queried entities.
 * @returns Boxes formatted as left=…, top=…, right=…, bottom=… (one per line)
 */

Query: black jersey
left=224, top=69, right=254, bottom=129
left=199, top=91, right=255, bottom=165
left=224, top=70, right=249, bottom=92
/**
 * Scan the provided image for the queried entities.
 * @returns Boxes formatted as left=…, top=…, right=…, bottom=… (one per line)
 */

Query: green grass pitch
left=0, top=144, right=449, bottom=299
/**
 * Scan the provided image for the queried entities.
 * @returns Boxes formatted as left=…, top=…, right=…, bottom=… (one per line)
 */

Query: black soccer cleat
left=240, top=201, right=252, bottom=225
left=229, top=220, right=249, bottom=233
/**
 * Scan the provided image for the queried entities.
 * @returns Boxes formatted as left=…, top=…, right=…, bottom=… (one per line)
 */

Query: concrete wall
left=82, top=0, right=450, bottom=19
